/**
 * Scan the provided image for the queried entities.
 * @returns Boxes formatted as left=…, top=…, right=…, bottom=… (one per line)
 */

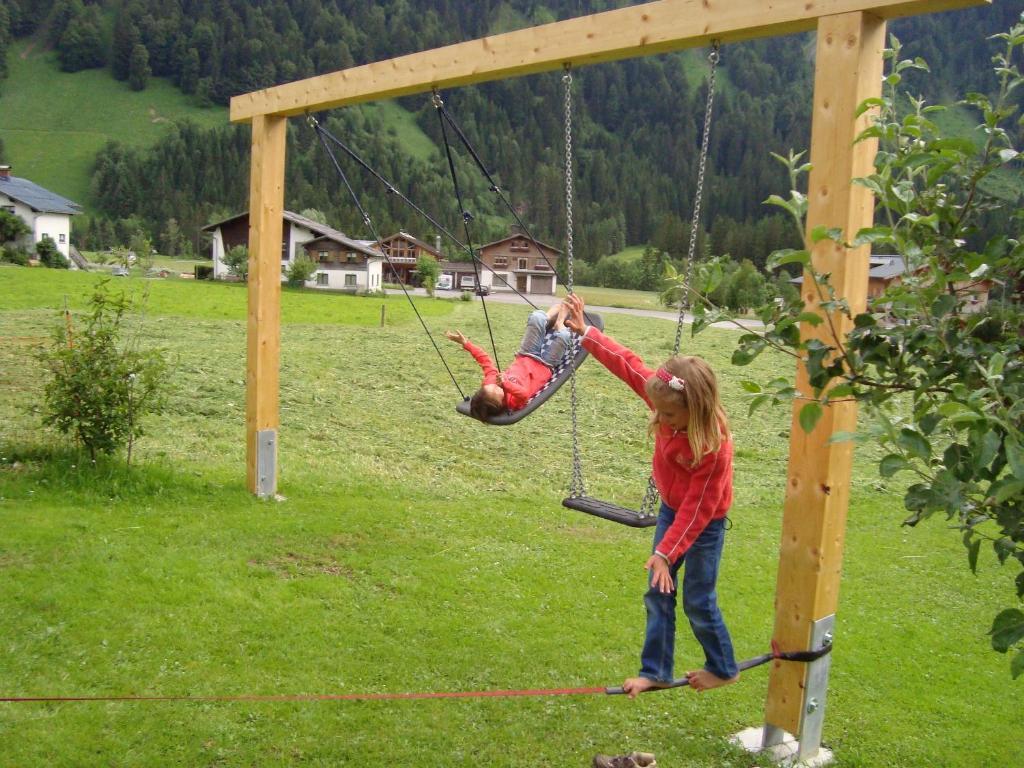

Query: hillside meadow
left=0, top=266, right=1021, bottom=767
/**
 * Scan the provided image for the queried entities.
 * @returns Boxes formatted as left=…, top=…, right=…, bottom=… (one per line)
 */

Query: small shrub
left=460, top=290, right=473, bottom=302
left=286, top=254, right=317, bottom=287
left=223, top=244, right=248, bottom=280
left=36, top=236, right=69, bottom=269
left=37, top=280, right=169, bottom=463
left=1, top=245, right=30, bottom=266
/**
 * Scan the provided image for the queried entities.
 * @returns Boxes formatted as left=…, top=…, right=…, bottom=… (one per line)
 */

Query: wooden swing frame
left=229, top=0, right=988, bottom=760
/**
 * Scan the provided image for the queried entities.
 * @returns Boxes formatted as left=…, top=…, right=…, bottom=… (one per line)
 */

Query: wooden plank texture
left=230, top=0, right=985, bottom=122
left=763, top=11, right=886, bottom=735
left=245, top=114, right=287, bottom=496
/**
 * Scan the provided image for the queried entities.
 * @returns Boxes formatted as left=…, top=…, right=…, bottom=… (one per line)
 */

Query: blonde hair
left=644, top=355, right=729, bottom=465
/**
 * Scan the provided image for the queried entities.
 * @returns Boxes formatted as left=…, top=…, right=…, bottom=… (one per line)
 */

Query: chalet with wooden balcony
left=376, top=231, right=444, bottom=286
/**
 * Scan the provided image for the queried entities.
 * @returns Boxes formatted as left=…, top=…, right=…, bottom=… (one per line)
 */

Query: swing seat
left=456, top=313, right=604, bottom=426
left=562, top=496, right=659, bottom=528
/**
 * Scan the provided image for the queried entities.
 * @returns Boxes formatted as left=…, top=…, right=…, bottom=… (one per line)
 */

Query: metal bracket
left=256, top=429, right=277, bottom=498
left=797, top=613, right=836, bottom=761
left=761, top=614, right=836, bottom=761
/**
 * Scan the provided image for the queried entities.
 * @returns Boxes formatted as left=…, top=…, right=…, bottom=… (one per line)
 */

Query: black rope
left=434, top=101, right=566, bottom=288
left=313, top=121, right=541, bottom=310
left=604, top=641, right=833, bottom=695
left=433, top=92, right=501, bottom=370
left=310, top=115, right=465, bottom=399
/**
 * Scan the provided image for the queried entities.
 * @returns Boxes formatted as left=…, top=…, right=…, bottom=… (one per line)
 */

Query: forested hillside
left=1, top=0, right=1021, bottom=273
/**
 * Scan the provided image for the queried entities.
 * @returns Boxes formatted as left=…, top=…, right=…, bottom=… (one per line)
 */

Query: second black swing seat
left=561, top=495, right=658, bottom=528
left=455, top=312, right=604, bottom=426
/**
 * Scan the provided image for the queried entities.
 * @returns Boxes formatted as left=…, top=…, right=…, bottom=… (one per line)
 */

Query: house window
left=518, top=258, right=528, bottom=270
left=319, top=250, right=329, bottom=262
left=59, top=234, right=66, bottom=243
left=493, top=256, right=508, bottom=267
left=281, top=264, right=288, bottom=275
left=317, top=273, right=329, bottom=286
left=345, top=274, right=357, bottom=288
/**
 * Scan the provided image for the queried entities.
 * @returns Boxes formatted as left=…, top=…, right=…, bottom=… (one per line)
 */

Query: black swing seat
left=456, top=312, right=604, bottom=426
left=561, top=496, right=659, bottom=528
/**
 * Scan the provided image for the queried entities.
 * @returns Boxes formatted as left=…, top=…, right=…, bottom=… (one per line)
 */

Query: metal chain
left=564, top=66, right=586, bottom=499
left=677, top=42, right=721, bottom=355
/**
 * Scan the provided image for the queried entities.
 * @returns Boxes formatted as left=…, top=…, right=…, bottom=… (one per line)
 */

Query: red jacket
left=581, top=326, right=733, bottom=563
left=462, top=341, right=554, bottom=412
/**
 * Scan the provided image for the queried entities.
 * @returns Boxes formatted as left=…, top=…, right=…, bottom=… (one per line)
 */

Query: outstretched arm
left=565, top=295, right=653, bottom=406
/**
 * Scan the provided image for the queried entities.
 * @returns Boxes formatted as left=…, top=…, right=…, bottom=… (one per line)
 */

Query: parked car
left=474, top=284, right=491, bottom=296
left=436, top=274, right=453, bottom=290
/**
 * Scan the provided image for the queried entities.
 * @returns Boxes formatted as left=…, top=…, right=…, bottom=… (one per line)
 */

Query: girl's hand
left=445, top=330, right=468, bottom=345
left=563, top=294, right=588, bottom=335
left=645, top=554, right=674, bottom=594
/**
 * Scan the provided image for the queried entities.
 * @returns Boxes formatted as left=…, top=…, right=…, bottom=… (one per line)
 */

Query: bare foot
left=686, top=669, right=739, bottom=692
left=553, top=301, right=568, bottom=330
left=622, top=676, right=671, bottom=699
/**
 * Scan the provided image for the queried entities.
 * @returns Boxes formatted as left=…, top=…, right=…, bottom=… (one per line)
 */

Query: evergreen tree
left=128, top=42, right=150, bottom=91
left=111, top=13, right=142, bottom=81
left=179, top=47, right=199, bottom=94
left=57, top=5, right=105, bottom=72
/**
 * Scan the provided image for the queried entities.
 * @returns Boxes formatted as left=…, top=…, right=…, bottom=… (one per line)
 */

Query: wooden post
left=763, top=10, right=886, bottom=752
left=245, top=114, right=287, bottom=497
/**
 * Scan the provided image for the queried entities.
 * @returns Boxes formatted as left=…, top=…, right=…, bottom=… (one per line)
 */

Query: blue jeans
left=639, top=502, right=738, bottom=682
left=518, top=310, right=570, bottom=368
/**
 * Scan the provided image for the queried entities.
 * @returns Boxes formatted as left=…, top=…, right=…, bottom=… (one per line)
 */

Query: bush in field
left=38, top=280, right=168, bottom=464
left=223, top=244, right=248, bottom=280
left=416, top=254, right=440, bottom=296
left=286, top=254, right=317, bottom=287
left=36, top=236, right=69, bottom=269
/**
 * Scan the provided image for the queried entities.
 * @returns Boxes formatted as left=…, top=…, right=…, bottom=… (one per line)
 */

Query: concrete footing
left=730, top=727, right=835, bottom=767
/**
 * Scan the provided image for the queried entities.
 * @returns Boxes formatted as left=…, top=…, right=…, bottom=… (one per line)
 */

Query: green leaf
left=898, top=428, right=932, bottom=461
left=855, top=97, right=886, bottom=117
left=1012, top=649, right=1024, bottom=680
left=811, top=226, right=843, bottom=244
left=880, top=454, right=910, bottom=477
left=740, top=380, right=762, bottom=393
left=965, top=533, right=982, bottom=574
left=797, top=312, right=824, bottom=326
left=1007, top=437, right=1024, bottom=480
left=799, top=401, right=823, bottom=434
left=851, top=227, right=894, bottom=247
left=767, top=249, right=811, bottom=270
left=748, top=394, right=771, bottom=417
left=992, top=479, right=1024, bottom=505
left=931, top=293, right=956, bottom=317
left=990, top=609, right=1024, bottom=653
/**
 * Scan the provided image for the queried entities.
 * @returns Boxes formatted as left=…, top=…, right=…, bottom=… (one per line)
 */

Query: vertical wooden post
left=246, top=114, right=287, bottom=497
left=764, top=9, right=885, bottom=750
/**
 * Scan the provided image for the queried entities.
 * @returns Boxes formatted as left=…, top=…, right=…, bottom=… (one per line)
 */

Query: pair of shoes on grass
left=592, top=751, right=657, bottom=768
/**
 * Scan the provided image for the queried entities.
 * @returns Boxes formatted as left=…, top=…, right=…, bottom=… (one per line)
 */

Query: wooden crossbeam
left=230, top=0, right=986, bottom=123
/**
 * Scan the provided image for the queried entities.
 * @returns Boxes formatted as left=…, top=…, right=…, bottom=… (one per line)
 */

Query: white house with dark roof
left=201, top=209, right=383, bottom=287
left=301, top=233, right=384, bottom=291
left=0, top=165, right=82, bottom=261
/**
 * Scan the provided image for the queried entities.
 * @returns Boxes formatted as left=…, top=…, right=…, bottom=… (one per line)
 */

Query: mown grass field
left=1, top=266, right=1021, bottom=767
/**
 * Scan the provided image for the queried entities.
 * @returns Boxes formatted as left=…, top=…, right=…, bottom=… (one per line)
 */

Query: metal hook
left=305, top=112, right=318, bottom=129
left=431, top=89, right=444, bottom=108
left=562, top=62, right=572, bottom=84
left=708, top=41, right=721, bottom=65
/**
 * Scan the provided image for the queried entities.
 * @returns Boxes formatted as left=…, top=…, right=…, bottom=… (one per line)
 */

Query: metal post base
left=256, top=429, right=277, bottom=498
left=730, top=727, right=835, bottom=767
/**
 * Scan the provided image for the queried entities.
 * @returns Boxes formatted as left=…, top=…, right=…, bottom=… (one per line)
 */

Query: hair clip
left=655, top=367, right=686, bottom=392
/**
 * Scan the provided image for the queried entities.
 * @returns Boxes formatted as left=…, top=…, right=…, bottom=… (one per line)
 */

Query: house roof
left=203, top=209, right=354, bottom=240
left=479, top=233, right=563, bottom=255
left=791, top=255, right=906, bottom=284
left=0, top=175, right=81, bottom=215
left=379, top=231, right=443, bottom=258
left=304, top=233, right=382, bottom=258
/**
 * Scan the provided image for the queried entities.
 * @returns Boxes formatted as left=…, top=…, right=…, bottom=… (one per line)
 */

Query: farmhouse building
left=376, top=231, right=444, bottom=286
left=0, top=165, right=82, bottom=261
left=469, top=232, right=561, bottom=295
left=202, top=210, right=382, bottom=289
left=302, top=234, right=384, bottom=292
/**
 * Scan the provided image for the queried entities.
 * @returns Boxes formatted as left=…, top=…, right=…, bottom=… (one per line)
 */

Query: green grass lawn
left=1, top=267, right=1021, bottom=767
left=0, top=41, right=228, bottom=210
left=558, top=284, right=667, bottom=312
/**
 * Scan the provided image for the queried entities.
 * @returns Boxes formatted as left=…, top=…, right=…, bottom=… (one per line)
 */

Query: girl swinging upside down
left=446, top=303, right=571, bottom=421
left=563, top=294, right=739, bottom=696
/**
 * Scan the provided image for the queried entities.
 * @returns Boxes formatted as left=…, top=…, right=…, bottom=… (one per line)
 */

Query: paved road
left=413, top=287, right=764, bottom=331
